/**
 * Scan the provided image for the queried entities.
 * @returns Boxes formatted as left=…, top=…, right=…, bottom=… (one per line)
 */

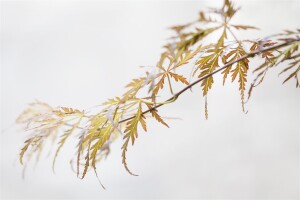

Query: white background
left=1, top=0, right=300, bottom=199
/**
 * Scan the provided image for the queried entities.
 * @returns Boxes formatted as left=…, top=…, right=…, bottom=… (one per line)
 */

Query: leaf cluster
left=16, top=0, right=300, bottom=186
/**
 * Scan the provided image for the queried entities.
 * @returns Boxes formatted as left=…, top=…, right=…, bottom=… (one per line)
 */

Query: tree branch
left=118, top=38, right=300, bottom=124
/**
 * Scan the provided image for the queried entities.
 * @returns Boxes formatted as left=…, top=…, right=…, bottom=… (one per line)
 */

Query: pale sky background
left=1, top=0, right=300, bottom=199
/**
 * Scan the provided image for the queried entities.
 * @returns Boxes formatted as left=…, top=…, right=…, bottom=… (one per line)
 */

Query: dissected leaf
left=282, top=67, right=300, bottom=84
left=153, top=74, right=165, bottom=96
left=16, top=101, right=53, bottom=124
left=123, top=77, right=146, bottom=100
left=121, top=102, right=146, bottom=175
left=195, top=48, right=223, bottom=96
left=224, top=45, right=249, bottom=111
left=145, top=104, right=169, bottom=128
left=81, top=139, right=91, bottom=179
left=53, top=117, right=82, bottom=172
left=76, top=130, right=86, bottom=178
left=20, top=138, right=33, bottom=165
left=169, top=72, right=189, bottom=85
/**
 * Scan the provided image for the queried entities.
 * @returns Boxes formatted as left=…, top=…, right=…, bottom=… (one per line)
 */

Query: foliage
left=16, top=0, right=299, bottom=186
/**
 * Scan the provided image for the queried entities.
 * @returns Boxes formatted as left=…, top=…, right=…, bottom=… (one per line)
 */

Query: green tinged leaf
left=90, top=123, right=113, bottom=169
left=53, top=117, right=82, bottom=172
left=177, top=27, right=220, bottom=51
left=121, top=102, right=146, bottom=176
left=123, top=77, right=146, bottom=100
left=20, top=138, right=33, bottom=165
left=195, top=48, right=223, bottom=96
left=153, top=74, right=165, bottom=96
left=216, top=28, right=227, bottom=50
left=81, top=139, right=91, bottom=179
left=223, top=0, right=238, bottom=19
left=76, top=130, right=86, bottom=178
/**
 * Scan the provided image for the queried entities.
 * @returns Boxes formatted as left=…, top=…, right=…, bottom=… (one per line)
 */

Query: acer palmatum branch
left=118, top=38, right=300, bottom=124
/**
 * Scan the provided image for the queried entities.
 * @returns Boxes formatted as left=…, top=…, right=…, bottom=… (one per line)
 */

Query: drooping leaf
left=282, top=67, right=300, bottom=84
left=53, top=117, right=82, bottom=172
left=81, top=139, right=91, bottom=179
left=144, top=103, right=169, bottom=128
left=227, top=46, right=249, bottom=111
left=76, top=130, right=86, bottom=178
left=195, top=48, right=223, bottom=96
left=20, top=138, right=33, bottom=165
left=90, top=122, right=112, bottom=169
left=152, top=74, right=165, bottom=96
left=121, top=102, right=146, bottom=176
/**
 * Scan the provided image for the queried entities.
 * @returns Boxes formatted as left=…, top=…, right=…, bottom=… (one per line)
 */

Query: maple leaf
left=81, top=139, right=91, bottom=179
left=279, top=59, right=300, bottom=87
left=102, top=97, right=122, bottom=107
left=152, top=46, right=206, bottom=97
left=152, top=73, right=165, bottom=96
left=52, top=117, right=82, bottom=172
left=195, top=48, right=224, bottom=96
left=152, top=70, right=189, bottom=96
left=215, top=27, right=227, bottom=50
left=223, top=45, right=249, bottom=111
left=198, top=11, right=217, bottom=23
left=171, top=45, right=204, bottom=70
left=76, top=130, right=86, bottom=178
left=123, top=77, right=147, bottom=100
left=19, top=138, right=33, bottom=165
left=121, top=102, right=146, bottom=176
left=223, top=0, right=238, bottom=19
left=250, top=40, right=277, bottom=62
left=177, top=27, right=220, bottom=51
left=145, top=103, right=169, bottom=128
left=169, top=72, right=189, bottom=85
left=90, top=123, right=113, bottom=169
left=16, top=101, right=53, bottom=124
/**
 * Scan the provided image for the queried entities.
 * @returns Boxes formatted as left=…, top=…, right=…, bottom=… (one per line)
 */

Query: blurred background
left=1, top=0, right=299, bottom=199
